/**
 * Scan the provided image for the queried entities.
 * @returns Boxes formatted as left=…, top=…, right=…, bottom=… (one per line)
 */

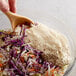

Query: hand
left=0, top=0, right=16, bottom=13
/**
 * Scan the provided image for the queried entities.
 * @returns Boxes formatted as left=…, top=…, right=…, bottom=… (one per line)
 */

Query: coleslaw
left=0, top=25, right=66, bottom=76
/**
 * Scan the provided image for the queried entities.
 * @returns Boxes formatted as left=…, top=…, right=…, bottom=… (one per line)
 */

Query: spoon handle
left=4, top=11, right=16, bottom=21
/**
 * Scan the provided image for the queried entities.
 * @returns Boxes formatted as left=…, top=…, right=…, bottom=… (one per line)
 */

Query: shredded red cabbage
left=0, top=25, right=59, bottom=76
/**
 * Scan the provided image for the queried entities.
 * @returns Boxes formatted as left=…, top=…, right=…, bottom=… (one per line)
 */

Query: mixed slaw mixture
left=0, top=25, right=65, bottom=76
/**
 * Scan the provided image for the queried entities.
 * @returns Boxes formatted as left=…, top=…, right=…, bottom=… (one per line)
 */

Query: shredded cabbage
left=0, top=25, right=64, bottom=76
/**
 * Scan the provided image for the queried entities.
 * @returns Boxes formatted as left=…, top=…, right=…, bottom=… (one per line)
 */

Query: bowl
left=0, top=0, right=76, bottom=76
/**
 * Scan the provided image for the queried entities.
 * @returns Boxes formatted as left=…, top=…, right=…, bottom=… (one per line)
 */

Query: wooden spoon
left=4, top=11, right=34, bottom=31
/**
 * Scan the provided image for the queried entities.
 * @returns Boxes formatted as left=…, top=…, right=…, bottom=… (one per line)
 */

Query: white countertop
left=0, top=0, right=76, bottom=76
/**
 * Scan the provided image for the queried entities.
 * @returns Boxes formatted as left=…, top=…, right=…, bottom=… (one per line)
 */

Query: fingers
left=0, top=0, right=16, bottom=13
left=8, top=0, right=16, bottom=13
left=0, top=0, right=9, bottom=12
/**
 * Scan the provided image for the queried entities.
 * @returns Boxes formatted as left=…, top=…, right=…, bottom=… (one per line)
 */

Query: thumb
left=0, top=0, right=9, bottom=12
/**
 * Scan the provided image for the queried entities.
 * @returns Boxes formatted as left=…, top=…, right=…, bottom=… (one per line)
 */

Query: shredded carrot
left=28, top=68, right=35, bottom=72
left=33, top=62, right=36, bottom=64
left=0, top=54, right=3, bottom=58
left=0, top=70, right=2, bottom=72
left=35, top=68, right=40, bottom=72
left=0, top=60, right=2, bottom=63
left=52, top=73, right=54, bottom=76
left=27, top=51, right=32, bottom=55
left=33, top=63, right=42, bottom=67
left=0, top=63, right=3, bottom=67
left=39, top=64, right=42, bottom=67
left=45, top=71, right=48, bottom=76
left=30, top=55, right=35, bottom=58
left=51, top=69, right=56, bottom=73
left=20, top=56, right=24, bottom=63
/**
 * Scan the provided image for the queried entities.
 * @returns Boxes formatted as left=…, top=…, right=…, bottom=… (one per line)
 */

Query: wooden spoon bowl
left=5, top=11, right=34, bottom=31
